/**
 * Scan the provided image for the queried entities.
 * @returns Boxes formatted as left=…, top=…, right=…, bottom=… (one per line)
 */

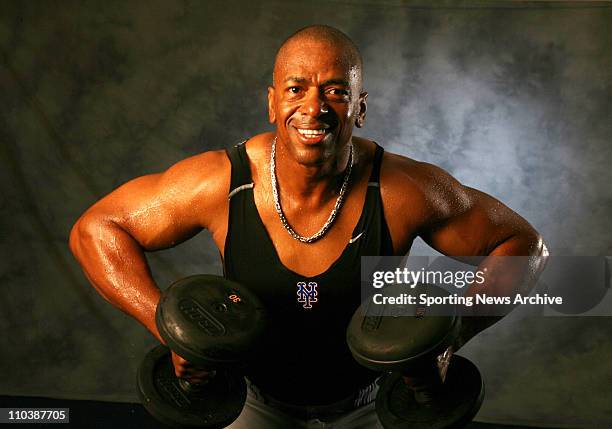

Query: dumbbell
left=137, top=275, right=267, bottom=428
left=347, top=283, right=484, bottom=429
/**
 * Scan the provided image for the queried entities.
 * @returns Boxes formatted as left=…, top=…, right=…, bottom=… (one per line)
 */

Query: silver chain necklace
left=270, top=137, right=353, bottom=243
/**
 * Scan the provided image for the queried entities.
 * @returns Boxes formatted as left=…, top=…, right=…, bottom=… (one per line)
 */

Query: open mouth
left=296, top=128, right=326, bottom=137
left=293, top=126, right=333, bottom=144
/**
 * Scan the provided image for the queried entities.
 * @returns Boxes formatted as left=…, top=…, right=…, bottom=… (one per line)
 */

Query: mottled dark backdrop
left=1, top=1, right=610, bottom=427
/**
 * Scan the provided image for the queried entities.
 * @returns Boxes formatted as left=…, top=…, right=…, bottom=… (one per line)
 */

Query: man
left=70, top=25, right=547, bottom=428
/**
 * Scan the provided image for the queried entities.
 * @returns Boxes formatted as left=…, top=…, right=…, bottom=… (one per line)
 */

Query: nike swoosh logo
left=349, top=231, right=365, bottom=244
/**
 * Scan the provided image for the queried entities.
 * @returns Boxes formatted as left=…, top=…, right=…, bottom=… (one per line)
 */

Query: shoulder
left=151, top=149, right=230, bottom=207
left=379, top=149, right=472, bottom=229
left=242, top=132, right=274, bottom=161
left=161, top=132, right=272, bottom=198
left=160, top=149, right=230, bottom=187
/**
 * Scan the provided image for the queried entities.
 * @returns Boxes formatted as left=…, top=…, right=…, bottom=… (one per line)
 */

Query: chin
left=282, top=136, right=328, bottom=164
left=293, top=146, right=328, bottom=167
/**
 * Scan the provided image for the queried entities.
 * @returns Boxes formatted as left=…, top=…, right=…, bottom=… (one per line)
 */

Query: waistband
left=245, top=377, right=380, bottom=421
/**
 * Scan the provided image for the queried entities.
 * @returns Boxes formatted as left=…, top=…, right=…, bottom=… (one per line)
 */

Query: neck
left=272, top=138, right=353, bottom=207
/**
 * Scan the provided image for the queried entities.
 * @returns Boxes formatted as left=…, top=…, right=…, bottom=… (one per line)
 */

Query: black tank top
left=224, top=141, right=393, bottom=405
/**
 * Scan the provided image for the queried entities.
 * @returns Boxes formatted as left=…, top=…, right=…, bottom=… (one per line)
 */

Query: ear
left=268, top=86, right=276, bottom=124
left=355, top=92, right=368, bottom=128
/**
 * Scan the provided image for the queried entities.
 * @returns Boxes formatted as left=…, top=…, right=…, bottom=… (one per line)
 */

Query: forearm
left=69, top=215, right=163, bottom=342
left=457, top=232, right=548, bottom=348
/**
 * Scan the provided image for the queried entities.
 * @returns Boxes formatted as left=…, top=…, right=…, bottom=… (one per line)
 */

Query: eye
left=287, top=86, right=302, bottom=94
left=326, top=88, right=350, bottom=97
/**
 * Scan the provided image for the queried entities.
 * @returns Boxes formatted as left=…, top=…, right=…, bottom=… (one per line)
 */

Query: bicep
left=81, top=172, right=205, bottom=252
left=420, top=187, right=536, bottom=257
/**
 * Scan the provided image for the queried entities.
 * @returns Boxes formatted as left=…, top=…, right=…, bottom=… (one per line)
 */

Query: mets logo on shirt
left=296, top=281, right=318, bottom=309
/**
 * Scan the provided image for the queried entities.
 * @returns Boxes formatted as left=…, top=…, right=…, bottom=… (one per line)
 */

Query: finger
left=171, top=352, right=189, bottom=365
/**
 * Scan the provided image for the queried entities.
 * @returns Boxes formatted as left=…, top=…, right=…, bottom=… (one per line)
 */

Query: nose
left=299, top=89, right=329, bottom=117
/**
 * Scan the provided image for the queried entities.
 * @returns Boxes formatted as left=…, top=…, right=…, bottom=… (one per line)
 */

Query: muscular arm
left=69, top=151, right=229, bottom=341
left=384, top=156, right=548, bottom=346
left=424, top=180, right=547, bottom=342
left=417, top=166, right=547, bottom=291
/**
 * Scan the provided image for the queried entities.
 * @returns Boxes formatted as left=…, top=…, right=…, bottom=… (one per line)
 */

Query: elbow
left=524, top=229, right=549, bottom=262
left=515, top=229, right=549, bottom=275
left=69, top=213, right=109, bottom=262
left=514, top=225, right=548, bottom=258
left=536, top=233, right=549, bottom=258
left=533, top=232, right=549, bottom=274
left=69, top=217, right=85, bottom=260
left=494, top=228, right=548, bottom=261
left=525, top=229, right=547, bottom=257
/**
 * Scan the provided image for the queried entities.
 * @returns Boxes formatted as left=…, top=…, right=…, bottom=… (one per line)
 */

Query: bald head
left=273, top=25, right=363, bottom=90
left=267, top=25, right=368, bottom=149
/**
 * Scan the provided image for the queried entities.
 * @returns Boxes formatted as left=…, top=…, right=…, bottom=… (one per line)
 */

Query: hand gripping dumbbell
left=347, top=283, right=484, bottom=429
left=137, top=275, right=267, bottom=428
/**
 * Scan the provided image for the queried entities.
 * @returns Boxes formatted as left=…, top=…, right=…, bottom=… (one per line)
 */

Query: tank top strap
left=226, top=141, right=254, bottom=199
left=354, top=141, right=394, bottom=255
left=368, top=143, right=384, bottom=185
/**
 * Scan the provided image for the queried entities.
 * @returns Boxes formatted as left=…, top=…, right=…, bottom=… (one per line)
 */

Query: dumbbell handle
left=402, top=371, right=444, bottom=406
left=401, top=346, right=453, bottom=405
left=177, top=370, right=218, bottom=394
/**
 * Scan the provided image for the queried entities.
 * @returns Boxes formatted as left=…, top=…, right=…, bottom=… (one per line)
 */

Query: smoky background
left=1, top=1, right=611, bottom=427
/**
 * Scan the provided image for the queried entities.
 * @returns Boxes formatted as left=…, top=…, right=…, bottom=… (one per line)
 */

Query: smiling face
left=268, top=35, right=367, bottom=167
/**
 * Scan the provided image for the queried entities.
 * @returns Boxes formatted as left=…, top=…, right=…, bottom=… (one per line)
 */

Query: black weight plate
left=137, top=345, right=247, bottom=429
left=156, top=275, right=267, bottom=367
left=376, top=355, right=484, bottom=429
left=347, top=283, right=460, bottom=372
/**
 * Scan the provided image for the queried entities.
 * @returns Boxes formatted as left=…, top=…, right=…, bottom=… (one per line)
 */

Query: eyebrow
left=322, top=78, right=350, bottom=87
left=284, top=76, right=307, bottom=84
left=283, top=77, right=350, bottom=87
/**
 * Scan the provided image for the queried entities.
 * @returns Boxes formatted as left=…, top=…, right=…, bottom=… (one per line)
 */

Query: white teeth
left=297, top=129, right=325, bottom=137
